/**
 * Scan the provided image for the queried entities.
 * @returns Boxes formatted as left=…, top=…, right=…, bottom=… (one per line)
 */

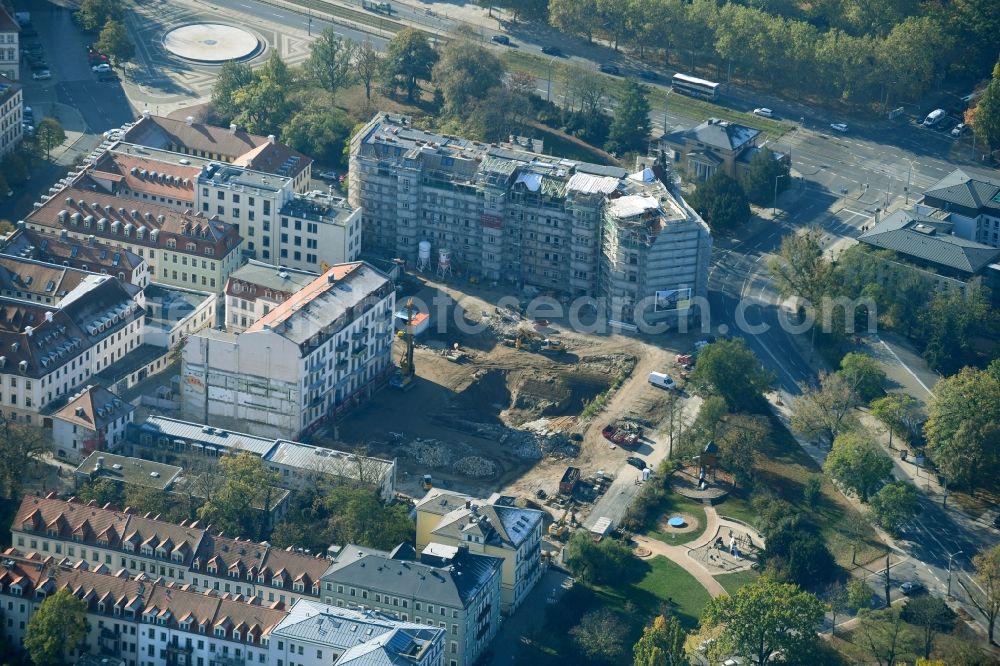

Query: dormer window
left=186, top=242, right=196, bottom=252
left=214, top=627, right=225, bottom=638
left=141, top=546, right=152, bottom=557
left=271, top=577, right=283, bottom=588
left=180, top=620, right=191, bottom=631
left=233, top=631, right=241, bottom=641
left=205, top=247, right=215, bottom=257
left=207, top=565, right=217, bottom=575
left=192, top=559, right=200, bottom=570
left=124, top=542, right=134, bottom=552
left=311, top=583, right=319, bottom=595
left=172, top=552, right=183, bottom=563
left=98, top=602, right=105, bottom=613
left=293, top=582, right=304, bottom=593
left=166, top=239, right=177, bottom=249
left=46, top=527, right=58, bottom=537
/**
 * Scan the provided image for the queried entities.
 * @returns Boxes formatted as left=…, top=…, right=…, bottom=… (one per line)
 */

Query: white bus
left=671, top=73, right=720, bottom=101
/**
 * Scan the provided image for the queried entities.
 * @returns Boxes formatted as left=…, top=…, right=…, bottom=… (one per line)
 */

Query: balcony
left=351, top=344, right=368, bottom=358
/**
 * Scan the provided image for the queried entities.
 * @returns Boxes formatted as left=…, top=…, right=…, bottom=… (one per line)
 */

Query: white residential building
left=0, top=74, right=21, bottom=155
left=224, top=260, right=316, bottom=334
left=50, top=384, right=134, bottom=463
left=181, top=262, right=395, bottom=439
left=0, top=6, right=18, bottom=82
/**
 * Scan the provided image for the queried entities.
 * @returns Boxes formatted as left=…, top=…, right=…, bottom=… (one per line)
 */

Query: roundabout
left=163, top=23, right=261, bottom=64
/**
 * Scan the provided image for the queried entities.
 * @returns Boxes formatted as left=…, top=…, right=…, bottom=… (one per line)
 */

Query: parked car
left=490, top=35, right=510, bottom=46
left=599, top=63, right=621, bottom=75
left=88, top=52, right=109, bottom=65
left=23, top=106, right=33, bottom=119
left=626, top=456, right=647, bottom=470
left=31, top=70, right=50, bottom=81
left=92, top=63, right=111, bottom=73
left=29, top=60, right=48, bottom=71
left=648, top=371, right=676, bottom=390
left=830, top=123, right=849, bottom=133
left=317, top=170, right=339, bottom=181
left=753, top=107, right=773, bottom=118
left=951, top=123, right=967, bottom=137
left=638, top=70, right=658, bottom=81
left=900, top=581, right=925, bottom=596
left=98, top=72, right=119, bottom=83
left=540, top=45, right=563, bottom=56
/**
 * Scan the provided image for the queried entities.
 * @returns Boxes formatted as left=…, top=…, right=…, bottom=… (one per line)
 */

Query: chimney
left=267, top=134, right=276, bottom=144
left=142, top=109, right=150, bottom=119
left=45, top=312, right=53, bottom=322
left=24, top=326, right=32, bottom=337
left=229, top=123, right=237, bottom=135
left=186, top=116, right=195, bottom=126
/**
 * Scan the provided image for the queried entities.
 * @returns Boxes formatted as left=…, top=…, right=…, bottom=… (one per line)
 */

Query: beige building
left=349, top=114, right=711, bottom=326
left=415, top=490, right=544, bottom=615
left=1, top=227, right=148, bottom=288
left=0, top=74, right=21, bottom=155
left=0, top=6, right=18, bottom=82
left=659, top=117, right=790, bottom=182
left=224, top=259, right=316, bottom=333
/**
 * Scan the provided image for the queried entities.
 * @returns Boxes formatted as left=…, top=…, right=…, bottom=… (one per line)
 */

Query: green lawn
left=714, top=569, right=760, bottom=596
left=645, top=493, right=709, bottom=546
left=716, top=415, right=888, bottom=569
left=594, top=555, right=711, bottom=630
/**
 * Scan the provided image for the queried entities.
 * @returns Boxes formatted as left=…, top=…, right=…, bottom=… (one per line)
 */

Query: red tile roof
left=246, top=263, right=361, bottom=333
left=91, top=152, right=198, bottom=203
left=53, top=385, right=134, bottom=431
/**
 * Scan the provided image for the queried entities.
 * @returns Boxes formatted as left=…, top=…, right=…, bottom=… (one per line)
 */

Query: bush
left=564, top=531, right=632, bottom=585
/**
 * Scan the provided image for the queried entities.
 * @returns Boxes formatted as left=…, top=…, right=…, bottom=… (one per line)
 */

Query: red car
left=88, top=52, right=109, bottom=65
left=602, top=423, right=642, bottom=450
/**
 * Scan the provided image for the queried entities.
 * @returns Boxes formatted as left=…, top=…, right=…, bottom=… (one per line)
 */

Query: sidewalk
left=632, top=506, right=728, bottom=598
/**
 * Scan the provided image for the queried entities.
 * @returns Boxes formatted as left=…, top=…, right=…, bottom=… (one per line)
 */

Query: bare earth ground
left=312, top=275, right=701, bottom=509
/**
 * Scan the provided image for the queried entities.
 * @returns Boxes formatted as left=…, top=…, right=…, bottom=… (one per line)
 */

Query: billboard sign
left=655, top=287, right=692, bottom=312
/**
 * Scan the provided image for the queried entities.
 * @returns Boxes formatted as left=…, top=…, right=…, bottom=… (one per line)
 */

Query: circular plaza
left=163, top=24, right=261, bottom=64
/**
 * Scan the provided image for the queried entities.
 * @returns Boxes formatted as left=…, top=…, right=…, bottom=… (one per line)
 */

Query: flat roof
left=143, top=283, right=214, bottom=329
left=75, top=451, right=181, bottom=491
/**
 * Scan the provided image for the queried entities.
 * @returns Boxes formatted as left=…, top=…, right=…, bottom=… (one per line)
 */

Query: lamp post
left=773, top=173, right=788, bottom=215
left=947, top=550, right=963, bottom=598
left=546, top=56, right=555, bottom=103
left=904, top=157, right=915, bottom=205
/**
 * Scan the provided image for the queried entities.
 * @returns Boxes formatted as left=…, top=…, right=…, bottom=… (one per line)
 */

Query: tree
left=717, top=413, right=769, bottom=489
left=354, top=39, right=382, bottom=103
left=35, top=118, right=66, bottom=162
left=197, top=452, right=280, bottom=539
left=0, top=151, right=27, bottom=185
left=701, top=577, right=826, bottom=665
left=823, top=431, right=892, bottom=502
left=870, top=393, right=921, bottom=449
left=633, top=614, right=686, bottom=666
left=314, top=485, right=415, bottom=551
left=688, top=172, right=751, bottom=233
left=688, top=338, right=774, bottom=412
left=759, top=518, right=836, bottom=589
left=739, top=147, right=790, bottom=206
left=305, top=29, right=356, bottom=95
left=789, top=372, right=860, bottom=446
left=0, top=424, right=46, bottom=499
left=606, top=79, right=651, bottom=154
left=962, top=544, right=1000, bottom=645
left=382, top=28, right=438, bottom=101
left=548, top=0, right=599, bottom=40
left=847, top=577, right=873, bottom=612
left=919, top=286, right=991, bottom=375
left=857, top=607, right=916, bottom=666
left=211, top=61, right=255, bottom=122
left=75, top=0, right=123, bottom=32
left=901, top=596, right=956, bottom=659
left=432, top=41, right=505, bottom=116
left=869, top=481, right=921, bottom=536
left=282, top=106, right=353, bottom=166
left=970, top=61, right=1000, bottom=153
left=571, top=608, right=629, bottom=662
left=25, top=588, right=88, bottom=665
left=924, top=366, right=1000, bottom=495
left=564, top=530, right=632, bottom=585
left=823, top=582, right=849, bottom=637
left=769, top=228, right=835, bottom=312
left=843, top=512, right=872, bottom=566
left=96, top=18, right=135, bottom=68
left=77, top=478, right=123, bottom=506
left=839, top=352, right=886, bottom=403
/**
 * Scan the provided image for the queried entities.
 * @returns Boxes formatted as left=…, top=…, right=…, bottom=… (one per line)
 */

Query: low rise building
left=659, top=117, right=788, bottom=182
left=181, top=262, right=395, bottom=439
left=268, top=599, right=446, bottom=666
left=321, top=542, right=503, bottom=666
left=416, top=490, right=543, bottom=614
left=23, top=184, right=243, bottom=293
left=224, top=259, right=316, bottom=333
left=142, top=283, right=216, bottom=349
left=51, top=385, right=134, bottom=462
left=0, top=74, right=22, bottom=155
left=0, top=227, right=148, bottom=288
left=127, top=415, right=397, bottom=501
left=919, top=168, right=1000, bottom=248
left=74, top=450, right=182, bottom=492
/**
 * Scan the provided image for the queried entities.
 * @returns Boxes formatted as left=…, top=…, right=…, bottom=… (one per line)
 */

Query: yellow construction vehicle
left=421, top=474, right=433, bottom=490
left=548, top=507, right=571, bottom=540
left=390, top=299, right=416, bottom=390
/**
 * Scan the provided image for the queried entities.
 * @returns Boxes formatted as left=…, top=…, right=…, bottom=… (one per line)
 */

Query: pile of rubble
left=453, top=456, right=497, bottom=478
left=407, top=439, right=453, bottom=468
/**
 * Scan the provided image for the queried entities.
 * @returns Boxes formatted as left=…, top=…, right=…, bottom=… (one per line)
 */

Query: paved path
left=633, top=506, right=728, bottom=598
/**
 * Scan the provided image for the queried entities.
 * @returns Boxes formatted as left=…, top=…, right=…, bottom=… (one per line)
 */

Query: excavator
left=390, top=298, right=416, bottom=390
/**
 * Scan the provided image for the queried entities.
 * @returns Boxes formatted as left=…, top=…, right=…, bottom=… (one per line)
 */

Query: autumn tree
left=901, top=596, right=956, bottom=660
left=870, top=393, right=921, bottom=449
left=35, top=118, right=66, bottom=162
left=633, top=614, right=686, bottom=666
left=25, top=588, right=88, bottom=666
left=701, top=577, right=826, bottom=665
left=769, top=228, right=835, bottom=312
left=970, top=60, right=1000, bottom=153
left=211, top=61, right=255, bottom=122
left=571, top=608, right=629, bottom=662
left=354, top=39, right=382, bottom=103
left=857, top=607, right=917, bottom=666
left=961, top=544, right=1000, bottom=645
left=305, top=29, right=356, bottom=95
left=790, top=372, right=861, bottom=446
left=823, top=430, right=892, bottom=502
left=75, top=0, right=123, bottom=32
left=565, top=530, right=632, bottom=585
left=688, top=338, right=774, bottom=412
left=382, top=28, right=438, bottom=101
left=0, top=423, right=46, bottom=499
left=432, top=41, right=505, bottom=116
left=839, top=352, right=886, bottom=403
left=197, top=452, right=280, bottom=539
left=869, top=481, right=921, bottom=536
left=717, top=413, right=770, bottom=489
left=96, top=18, right=134, bottom=68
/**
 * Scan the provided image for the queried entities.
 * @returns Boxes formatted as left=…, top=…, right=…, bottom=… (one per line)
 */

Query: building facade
left=321, top=543, right=502, bottom=666
left=142, top=284, right=216, bottom=349
left=349, top=114, right=711, bottom=326
left=0, top=6, right=18, bottom=82
left=415, top=490, right=543, bottom=615
left=0, top=227, right=148, bottom=289
left=51, top=384, right=135, bottom=462
left=659, top=117, right=789, bottom=182
left=919, top=168, right=1000, bottom=248
left=0, top=74, right=21, bottom=155
left=181, top=262, right=395, bottom=439
left=224, top=260, right=316, bottom=334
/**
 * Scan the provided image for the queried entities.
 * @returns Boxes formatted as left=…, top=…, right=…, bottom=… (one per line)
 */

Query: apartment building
left=269, top=599, right=445, bottom=666
left=0, top=6, right=18, bottom=82
left=0, top=275, right=142, bottom=424
left=919, top=168, right=1000, bottom=248
left=23, top=184, right=243, bottom=293
left=1, top=227, right=148, bottom=288
left=12, top=494, right=333, bottom=608
left=349, top=114, right=711, bottom=326
left=321, top=542, right=502, bottom=666
left=415, top=490, right=543, bottom=615
left=0, top=549, right=445, bottom=666
left=89, top=146, right=199, bottom=211
left=127, top=415, right=397, bottom=501
left=224, top=260, right=316, bottom=333
left=0, top=74, right=21, bottom=155
left=181, top=262, right=395, bottom=439
left=142, top=283, right=216, bottom=348
left=51, top=384, right=134, bottom=462
left=0, top=253, right=93, bottom=304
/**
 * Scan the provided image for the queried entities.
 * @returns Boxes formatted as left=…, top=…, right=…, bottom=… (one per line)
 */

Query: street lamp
left=904, top=157, right=916, bottom=205
left=545, top=55, right=555, bottom=103
left=773, top=173, right=789, bottom=215
left=947, top=550, right=963, bottom=597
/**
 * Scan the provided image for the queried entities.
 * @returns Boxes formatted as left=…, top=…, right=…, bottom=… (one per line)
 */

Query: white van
left=648, top=371, right=676, bottom=390
left=923, top=109, right=946, bottom=126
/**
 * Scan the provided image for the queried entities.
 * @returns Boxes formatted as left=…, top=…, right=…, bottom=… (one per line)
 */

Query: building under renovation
left=349, top=114, right=711, bottom=326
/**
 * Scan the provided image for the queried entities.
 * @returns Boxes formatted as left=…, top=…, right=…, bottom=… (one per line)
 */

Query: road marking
left=878, top=337, right=934, bottom=398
